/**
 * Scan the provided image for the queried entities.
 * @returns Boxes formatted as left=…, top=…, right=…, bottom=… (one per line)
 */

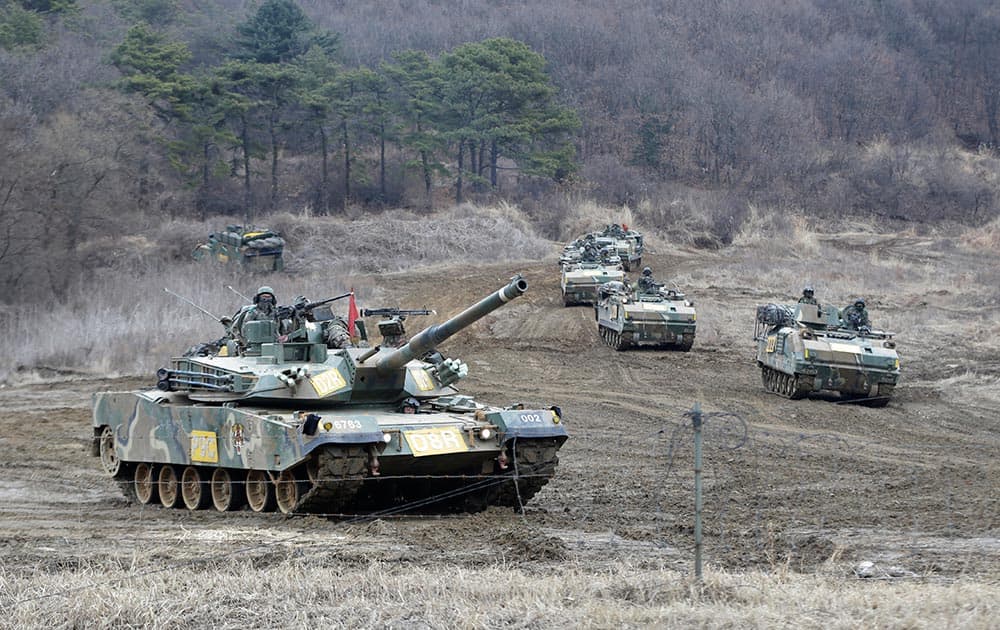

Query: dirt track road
left=1, top=247, right=998, bottom=581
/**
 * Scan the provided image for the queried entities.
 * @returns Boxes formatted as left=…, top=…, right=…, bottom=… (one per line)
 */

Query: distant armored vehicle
left=753, top=303, right=900, bottom=405
left=92, top=276, right=567, bottom=515
left=560, top=262, right=625, bottom=306
left=595, top=281, right=696, bottom=350
left=193, top=225, right=285, bottom=271
left=600, top=224, right=643, bottom=271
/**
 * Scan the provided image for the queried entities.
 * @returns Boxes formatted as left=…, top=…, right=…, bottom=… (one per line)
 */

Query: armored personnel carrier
left=560, top=261, right=625, bottom=306
left=595, top=281, right=696, bottom=350
left=192, top=225, right=285, bottom=271
left=753, top=302, right=900, bottom=405
left=92, top=276, right=568, bottom=515
left=599, top=224, right=643, bottom=271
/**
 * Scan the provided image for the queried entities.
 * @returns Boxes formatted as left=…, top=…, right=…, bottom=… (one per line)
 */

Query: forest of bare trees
left=2, top=0, right=1000, bottom=301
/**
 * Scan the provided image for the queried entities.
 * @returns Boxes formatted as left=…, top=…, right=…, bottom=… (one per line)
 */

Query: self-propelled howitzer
left=92, top=275, right=567, bottom=516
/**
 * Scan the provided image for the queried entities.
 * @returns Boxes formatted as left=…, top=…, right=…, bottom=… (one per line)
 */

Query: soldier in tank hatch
left=842, top=298, right=871, bottom=330
left=798, top=285, right=819, bottom=306
left=637, top=266, right=658, bottom=294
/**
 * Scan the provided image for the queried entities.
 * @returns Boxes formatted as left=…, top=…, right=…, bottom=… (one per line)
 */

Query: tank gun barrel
left=375, top=275, right=528, bottom=374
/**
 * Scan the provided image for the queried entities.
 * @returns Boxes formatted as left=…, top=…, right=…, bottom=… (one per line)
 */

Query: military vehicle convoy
left=192, top=225, right=285, bottom=271
left=599, top=224, right=644, bottom=271
left=561, top=262, right=626, bottom=306
left=559, top=224, right=643, bottom=271
left=595, top=281, right=697, bottom=351
left=92, top=276, right=568, bottom=515
left=753, top=302, right=900, bottom=405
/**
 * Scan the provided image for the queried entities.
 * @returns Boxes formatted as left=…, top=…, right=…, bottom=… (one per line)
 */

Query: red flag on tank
left=347, top=290, right=359, bottom=337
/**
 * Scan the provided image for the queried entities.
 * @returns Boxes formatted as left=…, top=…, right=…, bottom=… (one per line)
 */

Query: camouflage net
left=756, top=303, right=795, bottom=327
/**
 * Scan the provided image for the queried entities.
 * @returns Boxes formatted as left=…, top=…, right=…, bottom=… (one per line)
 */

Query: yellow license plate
left=310, top=369, right=347, bottom=397
left=403, top=427, right=467, bottom=457
left=190, top=430, right=219, bottom=463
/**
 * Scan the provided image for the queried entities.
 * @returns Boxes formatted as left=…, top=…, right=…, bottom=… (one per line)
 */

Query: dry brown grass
left=1, top=558, right=996, bottom=629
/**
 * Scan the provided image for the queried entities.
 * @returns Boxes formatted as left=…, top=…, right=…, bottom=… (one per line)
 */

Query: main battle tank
left=595, top=282, right=696, bottom=350
left=753, top=302, right=900, bottom=405
left=92, top=276, right=568, bottom=515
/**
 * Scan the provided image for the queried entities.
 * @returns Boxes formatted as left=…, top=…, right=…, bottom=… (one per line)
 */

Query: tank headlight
left=323, top=422, right=333, bottom=431
left=479, top=428, right=492, bottom=440
left=382, top=432, right=392, bottom=443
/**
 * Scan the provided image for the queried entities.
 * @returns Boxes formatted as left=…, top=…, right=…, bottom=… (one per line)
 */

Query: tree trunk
left=199, top=140, right=210, bottom=221
left=341, top=118, right=351, bottom=212
left=469, top=139, right=477, bottom=191
left=241, top=113, right=252, bottom=225
left=379, top=120, right=386, bottom=203
left=455, top=142, right=464, bottom=204
left=320, top=125, right=329, bottom=214
left=490, top=139, right=499, bottom=189
left=269, top=107, right=279, bottom=211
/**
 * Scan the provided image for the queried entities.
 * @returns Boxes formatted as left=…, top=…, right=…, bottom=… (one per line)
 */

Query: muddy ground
left=0, top=240, right=997, bottom=589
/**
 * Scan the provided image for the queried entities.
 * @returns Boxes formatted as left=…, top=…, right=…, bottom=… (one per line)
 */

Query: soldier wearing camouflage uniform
left=842, top=298, right=871, bottom=330
left=637, top=267, right=658, bottom=294
left=231, top=286, right=280, bottom=346
left=580, top=241, right=601, bottom=262
left=798, top=286, right=818, bottom=305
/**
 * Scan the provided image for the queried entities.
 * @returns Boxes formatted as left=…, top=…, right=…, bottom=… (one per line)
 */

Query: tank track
left=295, top=445, right=369, bottom=513
left=761, top=365, right=811, bottom=399
left=600, top=325, right=694, bottom=352
left=492, top=438, right=562, bottom=511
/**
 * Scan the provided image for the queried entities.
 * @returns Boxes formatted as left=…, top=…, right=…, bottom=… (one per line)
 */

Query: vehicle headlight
left=479, top=428, right=492, bottom=440
left=382, top=432, right=392, bottom=443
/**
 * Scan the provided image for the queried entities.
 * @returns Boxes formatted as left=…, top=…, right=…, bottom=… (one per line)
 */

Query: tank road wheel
left=246, top=470, right=276, bottom=513
left=789, top=374, right=811, bottom=400
left=211, top=468, right=244, bottom=512
left=158, top=465, right=180, bottom=508
left=133, top=463, right=158, bottom=505
left=275, top=469, right=304, bottom=514
left=675, top=334, right=694, bottom=352
left=99, top=426, right=122, bottom=477
left=181, top=466, right=210, bottom=510
left=760, top=367, right=771, bottom=391
left=493, top=438, right=562, bottom=511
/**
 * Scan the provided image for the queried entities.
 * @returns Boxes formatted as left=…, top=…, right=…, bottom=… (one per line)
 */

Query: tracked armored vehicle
left=92, top=276, right=567, bottom=515
left=595, top=282, right=696, bottom=350
left=560, top=261, right=625, bottom=306
left=753, top=303, right=900, bottom=405
left=599, top=224, right=643, bottom=271
left=192, top=225, right=285, bottom=271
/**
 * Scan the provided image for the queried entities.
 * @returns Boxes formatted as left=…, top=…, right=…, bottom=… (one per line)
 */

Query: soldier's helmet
left=854, top=298, right=865, bottom=307
left=400, top=397, right=420, bottom=413
left=803, top=285, right=814, bottom=295
left=254, top=285, right=276, bottom=304
left=293, top=295, right=308, bottom=308
left=642, top=266, right=652, bottom=276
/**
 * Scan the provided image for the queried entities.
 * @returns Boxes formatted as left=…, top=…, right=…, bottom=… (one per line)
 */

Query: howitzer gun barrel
left=375, top=275, right=528, bottom=373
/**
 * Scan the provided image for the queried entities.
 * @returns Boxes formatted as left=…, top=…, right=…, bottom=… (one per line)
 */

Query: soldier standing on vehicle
left=798, top=286, right=819, bottom=306
left=842, top=298, right=871, bottom=330
left=637, top=266, right=657, bottom=294
left=231, top=286, right=280, bottom=345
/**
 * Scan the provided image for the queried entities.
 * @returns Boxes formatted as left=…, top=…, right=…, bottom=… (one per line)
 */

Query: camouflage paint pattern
left=93, top=390, right=566, bottom=474
left=560, top=263, right=626, bottom=305
left=754, top=303, right=900, bottom=401
left=596, top=289, right=696, bottom=349
left=192, top=226, right=285, bottom=272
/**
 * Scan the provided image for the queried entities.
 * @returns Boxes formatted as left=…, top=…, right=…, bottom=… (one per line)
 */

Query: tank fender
left=300, top=414, right=384, bottom=455
left=490, top=408, right=569, bottom=442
